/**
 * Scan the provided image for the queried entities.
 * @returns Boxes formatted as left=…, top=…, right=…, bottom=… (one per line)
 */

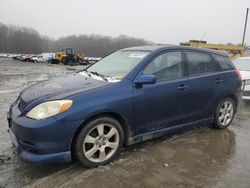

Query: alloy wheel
left=218, top=100, right=234, bottom=126
left=83, top=123, right=120, bottom=163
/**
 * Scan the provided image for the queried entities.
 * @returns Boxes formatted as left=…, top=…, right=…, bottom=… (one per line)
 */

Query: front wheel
left=213, top=98, right=235, bottom=129
left=74, top=117, right=124, bottom=167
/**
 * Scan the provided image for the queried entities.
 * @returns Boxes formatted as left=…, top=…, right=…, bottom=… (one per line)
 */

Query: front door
left=133, top=51, right=189, bottom=134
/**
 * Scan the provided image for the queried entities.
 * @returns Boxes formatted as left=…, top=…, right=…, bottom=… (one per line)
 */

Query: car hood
left=20, top=73, right=109, bottom=103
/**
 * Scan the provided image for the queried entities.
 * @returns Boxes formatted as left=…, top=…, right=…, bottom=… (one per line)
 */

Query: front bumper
left=242, top=96, right=250, bottom=100
left=7, top=103, right=81, bottom=164
left=242, top=83, right=250, bottom=100
left=8, top=128, right=71, bottom=164
left=243, top=90, right=250, bottom=100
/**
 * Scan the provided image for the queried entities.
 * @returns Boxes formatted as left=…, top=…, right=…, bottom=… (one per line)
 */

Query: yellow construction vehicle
left=62, top=48, right=86, bottom=65
left=51, top=48, right=86, bottom=65
left=180, top=40, right=245, bottom=58
left=56, top=51, right=66, bottom=62
left=75, top=52, right=85, bottom=64
left=49, top=51, right=66, bottom=64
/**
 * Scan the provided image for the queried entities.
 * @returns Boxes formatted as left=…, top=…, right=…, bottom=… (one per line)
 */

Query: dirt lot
left=1, top=58, right=250, bottom=188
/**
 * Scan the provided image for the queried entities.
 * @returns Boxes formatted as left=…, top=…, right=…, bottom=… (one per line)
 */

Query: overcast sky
left=0, top=0, right=249, bottom=45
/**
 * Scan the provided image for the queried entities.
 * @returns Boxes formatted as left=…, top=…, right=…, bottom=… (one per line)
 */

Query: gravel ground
left=1, top=58, right=250, bottom=188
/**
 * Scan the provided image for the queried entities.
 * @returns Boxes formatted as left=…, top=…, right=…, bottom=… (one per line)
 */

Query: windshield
left=232, top=59, right=250, bottom=71
left=85, top=50, right=149, bottom=81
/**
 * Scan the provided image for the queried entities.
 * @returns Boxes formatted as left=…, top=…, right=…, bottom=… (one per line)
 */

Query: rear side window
left=185, top=51, right=215, bottom=75
left=213, top=55, right=235, bottom=71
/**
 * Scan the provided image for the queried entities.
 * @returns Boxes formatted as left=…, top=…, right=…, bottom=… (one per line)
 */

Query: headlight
left=26, top=100, right=73, bottom=120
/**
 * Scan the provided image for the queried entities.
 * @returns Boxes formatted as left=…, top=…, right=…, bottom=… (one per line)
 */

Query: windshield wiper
left=90, top=71, right=108, bottom=81
left=79, top=70, right=93, bottom=78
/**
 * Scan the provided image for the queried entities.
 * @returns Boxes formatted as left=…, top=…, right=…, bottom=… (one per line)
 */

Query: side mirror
left=134, top=74, right=156, bottom=86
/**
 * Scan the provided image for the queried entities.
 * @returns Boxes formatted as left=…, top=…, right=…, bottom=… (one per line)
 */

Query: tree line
left=0, top=23, right=150, bottom=57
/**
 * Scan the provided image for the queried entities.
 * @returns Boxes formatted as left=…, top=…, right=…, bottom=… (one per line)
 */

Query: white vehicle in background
left=232, top=57, right=250, bottom=100
left=42, top=53, right=55, bottom=62
left=30, top=53, right=55, bottom=62
left=2, top=54, right=9, bottom=58
left=31, top=55, right=44, bottom=62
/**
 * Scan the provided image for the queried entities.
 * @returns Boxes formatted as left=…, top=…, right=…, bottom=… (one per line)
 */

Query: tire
left=63, top=60, right=68, bottom=65
left=213, top=98, right=235, bottom=129
left=74, top=117, right=124, bottom=167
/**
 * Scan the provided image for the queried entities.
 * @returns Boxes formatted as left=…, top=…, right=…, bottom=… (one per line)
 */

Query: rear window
left=213, top=55, right=235, bottom=71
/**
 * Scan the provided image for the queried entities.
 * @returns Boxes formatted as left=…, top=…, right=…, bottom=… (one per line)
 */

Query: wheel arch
left=70, top=112, right=132, bottom=161
left=214, top=94, right=238, bottom=115
left=225, top=93, right=238, bottom=109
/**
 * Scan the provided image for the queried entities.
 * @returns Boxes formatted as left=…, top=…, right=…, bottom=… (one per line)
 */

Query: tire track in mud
left=23, top=164, right=83, bottom=188
left=22, top=130, right=200, bottom=188
left=0, top=129, right=7, bottom=135
left=22, top=152, right=155, bottom=187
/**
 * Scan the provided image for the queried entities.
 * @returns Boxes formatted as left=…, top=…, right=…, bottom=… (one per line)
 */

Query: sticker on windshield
left=128, top=53, right=147, bottom=58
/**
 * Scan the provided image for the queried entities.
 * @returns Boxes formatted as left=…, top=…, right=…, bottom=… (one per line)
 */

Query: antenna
left=242, top=8, right=249, bottom=46
left=200, top=33, right=206, bottom=41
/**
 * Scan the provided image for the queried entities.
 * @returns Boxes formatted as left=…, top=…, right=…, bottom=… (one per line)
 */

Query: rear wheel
left=213, top=98, right=235, bottom=129
left=74, top=117, right=124, bottom=167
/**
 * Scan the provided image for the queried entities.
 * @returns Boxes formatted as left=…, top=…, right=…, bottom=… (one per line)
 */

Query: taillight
left=236, top=69, right=242, bottom=80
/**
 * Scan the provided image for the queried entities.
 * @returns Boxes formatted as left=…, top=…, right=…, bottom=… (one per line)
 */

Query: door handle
left=215, top=79, right=223, bottom=84
left=178, top=84, right=188, bottom=90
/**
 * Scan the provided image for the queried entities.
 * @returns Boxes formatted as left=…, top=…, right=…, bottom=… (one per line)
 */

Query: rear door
left=213, top=54, right=241, bottom=100
left=184, top=50, right=222, bottom=122
left=133, top=51, right=189, bottom=134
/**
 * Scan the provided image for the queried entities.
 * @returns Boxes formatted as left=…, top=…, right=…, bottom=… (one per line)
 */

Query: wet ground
left=1, top=58, right=250, bottom=188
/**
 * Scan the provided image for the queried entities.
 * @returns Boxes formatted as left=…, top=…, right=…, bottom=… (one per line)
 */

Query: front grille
left=243, top=90, right=250, bottom=97
left=18, top=97, right=27, bottom=112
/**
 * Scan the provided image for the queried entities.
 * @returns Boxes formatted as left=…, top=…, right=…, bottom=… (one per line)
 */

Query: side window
left=143, top=51, right=183, bottom=81
left=186, top=52, right=215, bottom=75
left=213, top=54, right=235, bottom=71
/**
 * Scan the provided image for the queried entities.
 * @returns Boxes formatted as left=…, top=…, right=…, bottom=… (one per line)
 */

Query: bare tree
left=53, top=34, right=151, bottom=56
left=0, top=22, right=150, bottom=56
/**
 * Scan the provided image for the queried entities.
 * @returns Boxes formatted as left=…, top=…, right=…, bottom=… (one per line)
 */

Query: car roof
left=121, top=44, right=228, bottom=56
left=121, top=45, right=175, bottom=52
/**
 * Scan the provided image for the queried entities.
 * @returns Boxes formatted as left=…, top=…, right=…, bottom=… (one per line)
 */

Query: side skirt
left=127, top=117, right=214, bottom=145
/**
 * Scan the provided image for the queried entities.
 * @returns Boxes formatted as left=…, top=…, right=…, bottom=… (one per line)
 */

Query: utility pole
left=242, top=8, right=249, bottom=47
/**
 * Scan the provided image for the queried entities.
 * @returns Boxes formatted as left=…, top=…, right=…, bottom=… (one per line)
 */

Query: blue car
left=8, top=45, right=242, bottom=167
